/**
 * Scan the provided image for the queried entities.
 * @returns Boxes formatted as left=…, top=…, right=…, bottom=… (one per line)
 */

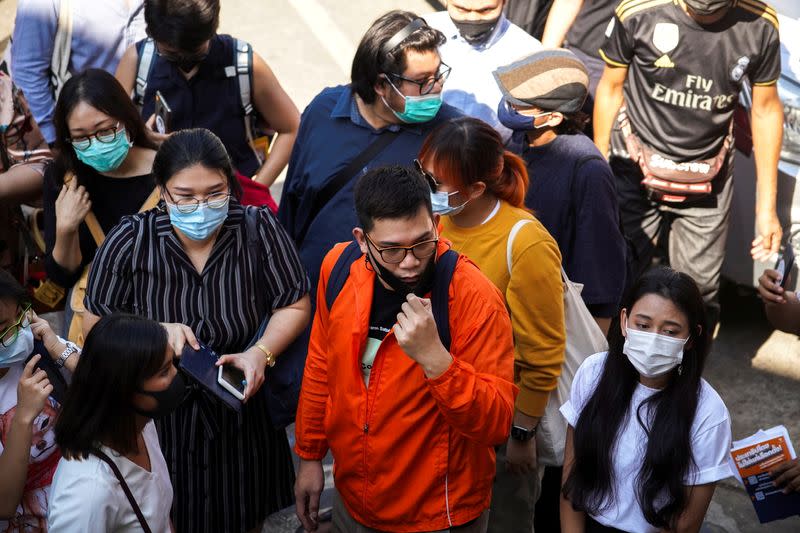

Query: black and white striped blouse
left=84, top=200, right=309, bottom=532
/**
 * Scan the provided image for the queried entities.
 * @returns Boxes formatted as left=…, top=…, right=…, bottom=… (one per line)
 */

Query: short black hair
left=351, top=10, right=446, bottom=104
left=144, top=0, right=220, bottom=51
left=53, top=69, right=157, bottom=185
left=0, top=270, right=29, bottom=306
left=554, top=110, right=590, bottom=135
left=152, top=128, right=242, bottom=199
left=354, top=165, right=433, bottom=232
left=55, top=314, right=169, bottom=459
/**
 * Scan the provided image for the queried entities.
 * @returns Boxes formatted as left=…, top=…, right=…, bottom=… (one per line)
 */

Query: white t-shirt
left=0, top=362, right=60, bottom=532
left=425, top=12, right=541, bottom=143
left=560, top=352, right=733, bottom=533
left=47, top=422, right=173, bottom=533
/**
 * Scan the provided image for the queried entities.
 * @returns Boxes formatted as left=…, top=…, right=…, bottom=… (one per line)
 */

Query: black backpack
left=324, top=240, right=459, bottom=350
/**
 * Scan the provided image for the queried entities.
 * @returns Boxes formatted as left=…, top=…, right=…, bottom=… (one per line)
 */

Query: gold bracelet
left=254, top=343, right=276, bottom=367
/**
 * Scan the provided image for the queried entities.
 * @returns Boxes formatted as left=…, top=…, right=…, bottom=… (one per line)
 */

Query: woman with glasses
left=0, top=268, right=80, bottom=531
left=81, top=128, right=311, bottom=533
left=115, top=0, right=299, bottom=210
left=417, top=116, right=566, bottom=533
left=43, top=69, right=159, bottom=339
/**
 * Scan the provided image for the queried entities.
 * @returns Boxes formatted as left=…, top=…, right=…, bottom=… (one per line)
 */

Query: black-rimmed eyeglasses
left=365, top=234, right=438, bottom=264
left=387, top=62, right=452, bottom=96
left=68, top=122, right=124, bottom=150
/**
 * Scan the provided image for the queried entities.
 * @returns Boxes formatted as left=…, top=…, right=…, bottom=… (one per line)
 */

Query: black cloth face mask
left=451, top=15, right=501, bottom=45
left=683, top=0, right=732, bottom=16
left=367, top=247, right=437, bottom=298
left=133, top=371, right=187, bottom=420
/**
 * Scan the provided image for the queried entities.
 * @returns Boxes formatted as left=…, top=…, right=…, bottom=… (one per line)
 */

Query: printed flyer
left=730, top=426, right=800, bottom=523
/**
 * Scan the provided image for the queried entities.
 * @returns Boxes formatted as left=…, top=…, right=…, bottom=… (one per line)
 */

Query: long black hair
left=52, top=68, right=157, bottom=184
left=152, top=128, right=242, bottom=199
left=54, top=314, right=169, bottom=458
left=562, top=266, right=711, bottom=529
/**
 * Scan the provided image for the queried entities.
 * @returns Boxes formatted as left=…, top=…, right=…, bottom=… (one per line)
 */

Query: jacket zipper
left=361, top=333, right=389, bottom=516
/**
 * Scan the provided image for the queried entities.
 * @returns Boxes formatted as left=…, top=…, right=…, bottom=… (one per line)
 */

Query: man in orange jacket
left=294, top=165, right=517, bottom=532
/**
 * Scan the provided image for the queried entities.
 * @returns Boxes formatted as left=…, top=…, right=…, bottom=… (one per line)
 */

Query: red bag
left=618, top=107, right=731, bottom=203
left=235, top=171, right=277, bottom=213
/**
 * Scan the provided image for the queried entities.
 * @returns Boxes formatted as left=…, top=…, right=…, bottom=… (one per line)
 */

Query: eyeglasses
left=365, top=233, right=438, bottom=264
left=413, top=159, right=439, bottom=191
left=1, top=303, right=31, bottom=347
left=69, top=122, right=124, bottom=150
left=164, top=189, right=231, bottom=214
left=155, top=43, right=209, bottom=65
left=387, top=62, right=452, bottom=96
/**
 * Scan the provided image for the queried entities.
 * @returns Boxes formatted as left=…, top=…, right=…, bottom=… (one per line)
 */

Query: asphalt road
left=2, top=0, right=799, bottom=531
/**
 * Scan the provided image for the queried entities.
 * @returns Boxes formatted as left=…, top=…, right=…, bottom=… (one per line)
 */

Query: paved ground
left=2, top=0, right=800, bottom=531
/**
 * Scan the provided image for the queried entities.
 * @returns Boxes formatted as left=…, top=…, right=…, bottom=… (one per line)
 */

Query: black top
left=363, top=278, right=406, bottom=383
left=565, top=0, right=617, bottom=57
left=84, top=201, right=310, bottom=532
left=137, top=34, right=260, bottom=176
left=42, top=163, right=155, bottom=288
left=523, top=133, right=626, bottom=317
left=601, top=0, right=780, bottom=160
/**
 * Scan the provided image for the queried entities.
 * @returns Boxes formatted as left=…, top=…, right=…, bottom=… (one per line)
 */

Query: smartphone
left=154, top=90, right=172, bottom=134
left=775, top=243, right=796, bottom=289
left=217, top=364, right=246, bottom=401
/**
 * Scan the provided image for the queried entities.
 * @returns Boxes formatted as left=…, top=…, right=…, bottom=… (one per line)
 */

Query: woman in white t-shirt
left=560, top=266, right=732, bottom=533
left=48, top=314, right=184, bottom=533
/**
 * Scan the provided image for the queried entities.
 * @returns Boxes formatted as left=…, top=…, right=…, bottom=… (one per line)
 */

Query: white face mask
left=623, top=320, right=689, bottom=378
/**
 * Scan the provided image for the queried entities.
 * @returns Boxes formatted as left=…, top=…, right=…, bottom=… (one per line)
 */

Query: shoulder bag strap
left=90, top=449, right=153, bottom=533
left=63, top=172, right=105, bottom=246
left=506, top=219, right=533, bottom=275
left=139, top=187, right=161, bottom=212
left=297, top=131, right=401, bottom=244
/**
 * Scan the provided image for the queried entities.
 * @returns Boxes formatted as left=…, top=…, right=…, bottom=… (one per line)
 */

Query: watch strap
left=56, top=341, right=78, bottom=368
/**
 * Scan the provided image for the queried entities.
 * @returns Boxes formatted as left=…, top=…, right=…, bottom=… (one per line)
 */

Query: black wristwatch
left=510, top=425, right=537, bottom=442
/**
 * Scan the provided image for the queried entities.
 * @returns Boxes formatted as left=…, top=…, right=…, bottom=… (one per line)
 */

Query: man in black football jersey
left=593, top=0, right=784, bottom=328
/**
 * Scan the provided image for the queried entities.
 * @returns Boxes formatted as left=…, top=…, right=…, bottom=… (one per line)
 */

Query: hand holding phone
left=775, top=243, right=796, bottom=289
left=217, top=364, right=246, bottom=401
left=154, top=90, right=172, bottom=134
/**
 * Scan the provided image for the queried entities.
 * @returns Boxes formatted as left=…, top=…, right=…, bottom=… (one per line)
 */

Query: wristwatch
left=55, top=340, right=79, bottom=368
left=510, top=425, right=537, bottom=442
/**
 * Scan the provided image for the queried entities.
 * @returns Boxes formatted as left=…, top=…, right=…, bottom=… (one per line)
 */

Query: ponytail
left=492, top=151, right=529, bottom=208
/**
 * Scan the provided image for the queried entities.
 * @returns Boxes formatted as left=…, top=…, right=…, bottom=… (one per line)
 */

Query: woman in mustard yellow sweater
left=418, top=116, right=565, bottom=533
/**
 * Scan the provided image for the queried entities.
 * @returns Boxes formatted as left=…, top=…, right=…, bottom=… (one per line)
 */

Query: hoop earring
left=364, top=254, right=374, bottom=272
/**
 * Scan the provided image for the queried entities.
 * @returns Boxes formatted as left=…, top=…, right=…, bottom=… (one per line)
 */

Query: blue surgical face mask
left=72, top=128, right=132, bottom=173
left=430, top=190, right=468, bottom=216
left=383, top=79, right=443, bottom=124
left=0, top=327, right=34, bottom=368
left=497, top=100, right=552, bottom=132
left=166, top=202, right=229, bottom=241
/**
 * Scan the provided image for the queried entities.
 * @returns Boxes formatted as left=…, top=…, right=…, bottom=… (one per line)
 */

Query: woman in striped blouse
left=82, top=128, right=311, bottom=533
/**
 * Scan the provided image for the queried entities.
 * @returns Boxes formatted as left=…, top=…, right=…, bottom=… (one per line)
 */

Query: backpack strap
left=234, top=39, right=254, bottom=116
left=134, top=38, right=156, bottom=106
left=90, top=449, right=153, bottom=533
left=50, top=0, right=72, bottom=100
left=325, top=241, right=363, bottom=311
left=324, top=243, right=458, bottom=351
left=431, top=249, right=458, bottom=351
